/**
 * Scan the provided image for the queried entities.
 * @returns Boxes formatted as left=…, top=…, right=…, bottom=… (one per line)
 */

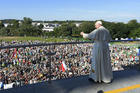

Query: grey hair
left=95, top=21, right=102, bottom=25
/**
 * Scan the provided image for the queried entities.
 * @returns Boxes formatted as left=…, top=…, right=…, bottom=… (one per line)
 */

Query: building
left=74, top=23, right=82, bottom=27
left=42, top=23, right=60, bottom=32
left=2, top=20, right=60, bottom=32
left=3, top=23, right=10, bottom=27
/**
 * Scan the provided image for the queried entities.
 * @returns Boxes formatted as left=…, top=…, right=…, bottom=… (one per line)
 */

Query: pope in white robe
left=80, top=21, right=113, bottom=83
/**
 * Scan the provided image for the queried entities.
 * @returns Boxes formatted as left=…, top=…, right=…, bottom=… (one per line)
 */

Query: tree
left=38, top=24, right=44, bottom=29
left=127, top=20, right=140, bottom=30
left=129, top=27, right=140, bottom=38
left=8, top=19, right=20, bottom=36
left=18, top=17, right=43, bottom=36
left=53, top=23, right=76, bottom=36
left=112, top=22, right=128, bottom=39
left=22, top=17, right=32, bottom=25
left=78, top=22, right=95, bottom=33
left=127, top=19, right=140, bottom=38
left=0, top=27, right=10, bottom=36
left=0, top=21, right=4, bottom=29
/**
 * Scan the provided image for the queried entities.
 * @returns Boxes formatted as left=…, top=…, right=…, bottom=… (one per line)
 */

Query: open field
left=0, top=37, right=140, bottom=47
left=0, top=36, right=73, bottom=42
left=0, top=36, right=46, bottom=41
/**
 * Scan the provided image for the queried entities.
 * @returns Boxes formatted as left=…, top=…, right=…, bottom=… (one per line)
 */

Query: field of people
left=0, top=38, right=140, bottom=89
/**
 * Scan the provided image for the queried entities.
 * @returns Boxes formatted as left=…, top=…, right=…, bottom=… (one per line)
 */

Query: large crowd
left=0, top=40, right=139, bottom=89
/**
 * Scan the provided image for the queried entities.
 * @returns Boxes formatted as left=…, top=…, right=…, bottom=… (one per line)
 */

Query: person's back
left=80, top=21, right=113, bottom=83
left=94, top=26, right=111, bottom=42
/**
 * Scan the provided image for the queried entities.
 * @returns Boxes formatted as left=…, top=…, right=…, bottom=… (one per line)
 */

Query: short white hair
left=95, top=21, right=102, bottom=25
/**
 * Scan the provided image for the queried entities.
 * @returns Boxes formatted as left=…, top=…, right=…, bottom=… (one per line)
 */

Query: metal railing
left=0, top=39, right=140, bottom=49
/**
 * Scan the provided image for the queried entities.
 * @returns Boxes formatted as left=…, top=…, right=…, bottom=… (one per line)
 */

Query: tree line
left=50, top=20, right=140, bottom=39
left=0, top=17, right=43, bottom=36
left=0, top=17, right=140, bottom=39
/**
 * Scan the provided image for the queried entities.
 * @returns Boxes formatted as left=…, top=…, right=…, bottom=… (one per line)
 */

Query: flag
left=138, top=49, right=140, bottom=56
left=0, top=82, right=4, bottom=89
left=61, top=61, right=67, bottom=72
left=13, top=48, right=17, bottom=58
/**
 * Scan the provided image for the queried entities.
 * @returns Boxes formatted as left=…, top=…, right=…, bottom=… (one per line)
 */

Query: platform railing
left=1, top=39, right=140, bottom=49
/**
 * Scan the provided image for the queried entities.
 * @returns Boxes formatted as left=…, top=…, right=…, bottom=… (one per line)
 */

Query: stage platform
left=1, top=69, right=140, bottom=93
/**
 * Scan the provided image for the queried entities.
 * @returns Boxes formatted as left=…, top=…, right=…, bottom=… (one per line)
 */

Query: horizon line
left=1, top=18, right=139, bottom=23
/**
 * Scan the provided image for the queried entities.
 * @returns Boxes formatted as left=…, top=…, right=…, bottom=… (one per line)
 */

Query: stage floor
left=1, top=69, right=140, bottom=93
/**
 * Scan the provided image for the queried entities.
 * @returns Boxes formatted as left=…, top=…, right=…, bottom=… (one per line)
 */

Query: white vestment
left=83, top=26, right=113, bottom=83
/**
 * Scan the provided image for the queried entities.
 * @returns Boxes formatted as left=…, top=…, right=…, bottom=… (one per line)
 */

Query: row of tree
left=0, top=17, right=140, bottom=39
left=47, top=19, right=140, bottom=39
left=0, top=17, right=43, bottom=36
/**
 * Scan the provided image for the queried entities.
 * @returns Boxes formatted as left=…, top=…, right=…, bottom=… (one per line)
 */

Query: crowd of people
left=0, top=40, right=140, bottom=89
left=110, top=44, right=140, bottom=70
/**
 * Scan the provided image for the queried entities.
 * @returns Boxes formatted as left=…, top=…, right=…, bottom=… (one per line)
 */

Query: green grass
left=0, top=36, right=80, bottom=42
left=45, top=37, right=70, bottom=42
left=0, top=36, right=46, bottom=42
left=0, top=36, right=90, bottom=42
left=0, top=37, right=140, bottom=46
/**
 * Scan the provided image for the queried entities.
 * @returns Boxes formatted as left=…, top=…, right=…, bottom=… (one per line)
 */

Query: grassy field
left=0, top=36, right=140, bottom=46
left=0, top=36, right=45, bottom=41
left=0, top=36, right=84, bottom=42
left=0, top=36, right=63, bottom=42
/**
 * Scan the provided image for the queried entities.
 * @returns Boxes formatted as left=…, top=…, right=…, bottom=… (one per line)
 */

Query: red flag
left=13, top=48, right=17, bottom=58
left=61, top=61, right=67, bottom=72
